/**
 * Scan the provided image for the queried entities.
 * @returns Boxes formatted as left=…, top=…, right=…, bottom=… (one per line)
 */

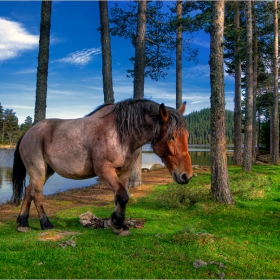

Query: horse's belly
left=49, top=157, right=96, bottom=180
left=55, top=168, right=97, bottom=180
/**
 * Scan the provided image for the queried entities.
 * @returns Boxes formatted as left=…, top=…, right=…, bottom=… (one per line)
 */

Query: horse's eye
left=171, top=136, right=175, bottom=141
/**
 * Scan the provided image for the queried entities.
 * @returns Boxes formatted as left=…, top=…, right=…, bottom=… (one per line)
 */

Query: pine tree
left=242, top=0, right=254, bottom=172
left=34, top=1, right=52, bottom=124
left=271, top=0, right=279, bottom=164
left=99, top=0, right=114, bottom=104
left=209, top=0, right=234, bottom=204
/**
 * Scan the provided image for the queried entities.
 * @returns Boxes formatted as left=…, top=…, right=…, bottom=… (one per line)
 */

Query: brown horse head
left=152, top=102, right=193, bottom=184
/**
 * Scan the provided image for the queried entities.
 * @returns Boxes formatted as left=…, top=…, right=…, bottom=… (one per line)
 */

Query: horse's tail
left=11, top=135, right=26, bottom=205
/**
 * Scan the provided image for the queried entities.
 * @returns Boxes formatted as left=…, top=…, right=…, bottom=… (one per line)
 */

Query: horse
left=12, top=99, right=193, bottom=235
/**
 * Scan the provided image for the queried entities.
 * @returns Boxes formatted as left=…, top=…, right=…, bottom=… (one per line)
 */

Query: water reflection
left=0, top=168, right=12, bottom=187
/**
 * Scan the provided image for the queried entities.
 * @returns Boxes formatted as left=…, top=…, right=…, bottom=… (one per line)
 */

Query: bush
left=156, top=182, right=211, bottom=209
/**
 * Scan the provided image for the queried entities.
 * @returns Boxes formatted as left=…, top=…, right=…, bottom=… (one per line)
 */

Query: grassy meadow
left=0, top=165, right=279, bottom=279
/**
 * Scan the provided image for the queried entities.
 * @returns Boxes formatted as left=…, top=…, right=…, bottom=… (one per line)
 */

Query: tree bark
left=133, top=1, right=147, bottom=99
left=233, top=1, right=242, bottom=166
left=271, top=0, right=279, bottom=164
left=176, top=0, right=183, bottom=109
left=129, top=1, right=147, bottom=188
left=209, top=0, right=234, bottom=204
left=242, top=0, right=254, bottom=171
left=252, top=0, right=258, bottom=162
left=99, top=0, right=114, bottom=104
left=34, top=1, right=52, bottom=124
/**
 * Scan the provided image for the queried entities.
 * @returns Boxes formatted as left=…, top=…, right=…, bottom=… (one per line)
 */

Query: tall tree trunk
left=128, top=1, right=147, bottom=188
left=176, top=0, right=183, bottom=109
left=209, top=0, right=234, bottom=204
left=233, top=1, right=242, bottom=166
left=242, top=0, right=254, bottom=171
left=133, top=1, right=147, bottom=99
left=99, top=0, right=114, bottom=104
left=2, top=121, right=4, bottom=142
left=271, top=0, right=279, bottom=164
left=252, top=0, right=258, bottom=162
left=34, top=1, right=52, bottom=124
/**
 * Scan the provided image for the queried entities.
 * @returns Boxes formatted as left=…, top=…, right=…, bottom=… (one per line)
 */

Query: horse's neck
left=127, top=114, right=155, bottom=151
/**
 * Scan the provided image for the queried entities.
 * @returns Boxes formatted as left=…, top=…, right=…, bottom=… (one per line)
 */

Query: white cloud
left=15, top=68, right=37, bottom=74
left=0, top=17, right=38, bottom=61
left=184, top=64, right=210, bottom=79
left=192, top=37, right=210, bottom=48
left=56, top=48, right=101, bottom=66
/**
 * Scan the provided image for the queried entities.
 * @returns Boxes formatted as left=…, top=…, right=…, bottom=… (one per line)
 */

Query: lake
left=0, top=144, right=233, bottom=204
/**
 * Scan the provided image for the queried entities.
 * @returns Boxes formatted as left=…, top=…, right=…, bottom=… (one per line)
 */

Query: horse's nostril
left=180, top=173, right=189, bottom=183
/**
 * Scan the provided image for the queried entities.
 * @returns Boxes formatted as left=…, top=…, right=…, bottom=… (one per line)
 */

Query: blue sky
left=0, top=1, right=235, bottom=125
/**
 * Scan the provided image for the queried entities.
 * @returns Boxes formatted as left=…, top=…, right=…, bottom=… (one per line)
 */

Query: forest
left=0, top=102, right=271, bottom=149
left=186, top=108, right=234, bottom=145
left=0, top=103, right=32, bottom=145
left=0, top=103, right=234, bottom=146
left=0, top=0, right=279, bottom=201
left=0, top=1, right=278, bottom=153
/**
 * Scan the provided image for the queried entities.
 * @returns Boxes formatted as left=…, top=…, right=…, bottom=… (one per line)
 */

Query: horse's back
left=19, top=107, right=117, bottom=180
left=19, top=118, right=94, bottom=179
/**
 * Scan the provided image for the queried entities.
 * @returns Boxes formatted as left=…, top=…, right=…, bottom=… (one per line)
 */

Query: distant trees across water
left=0, top=102, right=273, bottom=150
left=185, top=108, right=234, bottom=145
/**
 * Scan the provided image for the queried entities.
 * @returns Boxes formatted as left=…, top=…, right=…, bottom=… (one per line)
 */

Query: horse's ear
left=159, top=103, right=169, bottom=123
left=178, top=101, right=186, bottom=115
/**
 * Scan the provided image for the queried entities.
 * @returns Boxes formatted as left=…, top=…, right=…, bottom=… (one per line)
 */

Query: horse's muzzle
left=172, top=171, right=192, bottom=184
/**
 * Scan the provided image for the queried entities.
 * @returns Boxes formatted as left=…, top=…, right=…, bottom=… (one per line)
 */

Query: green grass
left=0, top=165, right=280, bottom=279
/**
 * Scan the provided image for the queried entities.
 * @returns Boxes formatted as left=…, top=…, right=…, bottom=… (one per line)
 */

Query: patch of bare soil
left=38, top=230, right=81, bottom=241
left=0, top=167, right=210, bottom=224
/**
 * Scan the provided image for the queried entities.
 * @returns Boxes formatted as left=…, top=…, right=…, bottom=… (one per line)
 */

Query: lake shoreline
left=0, top=166, right=212, bottom=217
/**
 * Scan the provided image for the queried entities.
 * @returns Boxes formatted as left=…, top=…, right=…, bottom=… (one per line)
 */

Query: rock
left=58, top=236, right=76, bottom=249
left=217, top=271, right=225, bottom=280
left=142, top=168, right=150, bottom=173
left=150, top=164, right=164, bottom=171
left=79, top=211, right=98, bottom=221
left=193, top=259, right=208, bottom=269
left=208, top=261, right=226, bottom=269
left=192, top=165, right=200, bottom=169
left=79, top=219, right=92, bottom=227
left=193, top=259, right=226, bottom=270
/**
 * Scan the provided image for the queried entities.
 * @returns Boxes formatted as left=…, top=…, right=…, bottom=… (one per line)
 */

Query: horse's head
left=152, top=102, right=193, bottom=184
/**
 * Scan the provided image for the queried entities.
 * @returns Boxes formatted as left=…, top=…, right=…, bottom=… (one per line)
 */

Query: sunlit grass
left=0, top=165, right=280, bottom=279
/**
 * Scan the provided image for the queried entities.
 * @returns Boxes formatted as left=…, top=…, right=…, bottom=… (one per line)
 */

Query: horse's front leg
left=97, top=165, right=130, bottom=235
left=109, top=187, right=130, bottom=235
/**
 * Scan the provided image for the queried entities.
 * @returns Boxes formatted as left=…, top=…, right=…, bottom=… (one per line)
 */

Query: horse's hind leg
left=17, top=168, right=55, bottom=231
left=17, top=183, right=33, bottom=232
left=31, top=178, right=54, bottom=230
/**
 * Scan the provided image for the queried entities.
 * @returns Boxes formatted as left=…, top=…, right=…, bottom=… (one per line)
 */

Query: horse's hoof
left=119, top=224, right=131, bottom=236
left=118, top=229, right=131, bottom=236
left=111, top=227, right=131, bottom=236
left=40, top=217, right=55, bottom=230
left=105, top=218, right=131, bottom=236
left=41, top=223, right=55, bottom=230
left=17, top=226, right=31, bottom=233
left=103, top=218, right=111, bottom=229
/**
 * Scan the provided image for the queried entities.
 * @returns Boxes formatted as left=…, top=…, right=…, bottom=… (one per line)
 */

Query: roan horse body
left=12, top=99, right=193, bottom=235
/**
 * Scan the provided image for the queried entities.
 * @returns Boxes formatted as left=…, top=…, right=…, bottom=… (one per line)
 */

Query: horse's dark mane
left=98, top=99, right=186, bottom=144
left=86, top=102, right=113, bottom=117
